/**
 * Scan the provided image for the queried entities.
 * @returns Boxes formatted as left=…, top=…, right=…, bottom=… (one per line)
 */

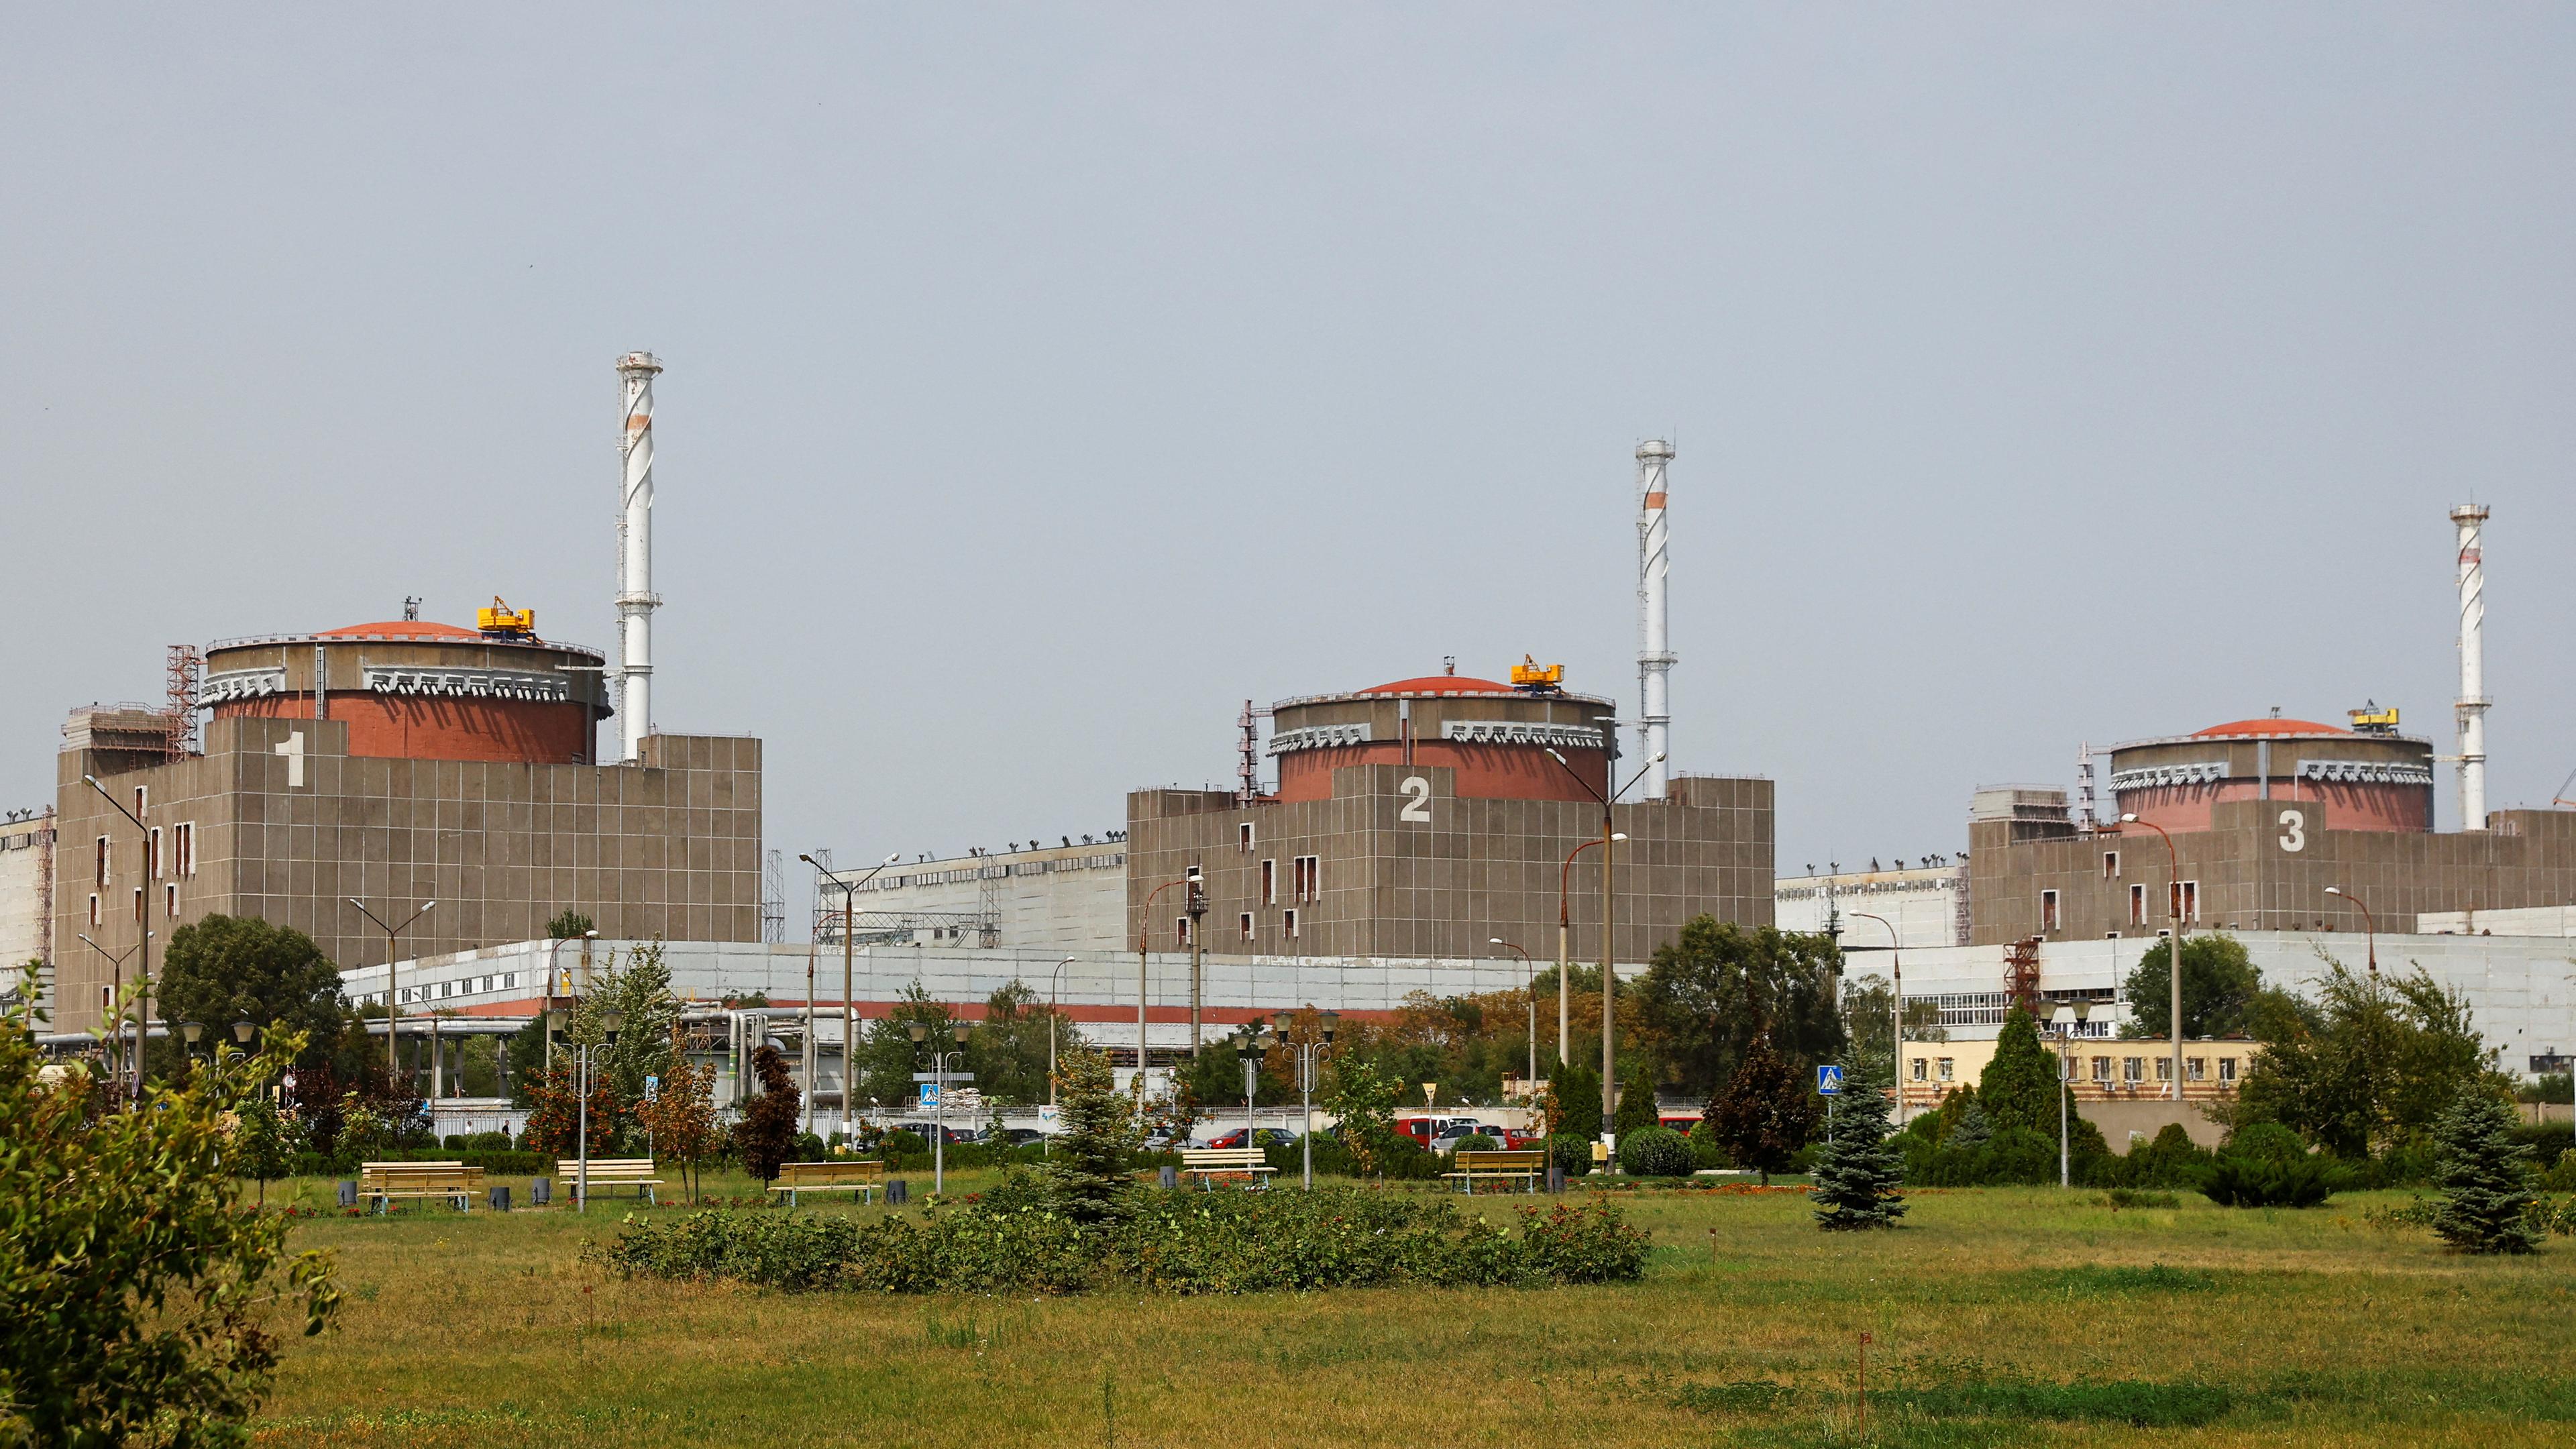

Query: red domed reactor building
left=1968, top=707, right=2576, bottom=945
left=50, top=604, right=762, bottom=1038
left=1126, top=665, right=1772, bottom=965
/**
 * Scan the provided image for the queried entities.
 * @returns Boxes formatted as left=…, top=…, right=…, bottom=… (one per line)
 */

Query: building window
left=2091, top=1055, right=2111, bottom=1082
left=174, top=822, right=195, bottom=876
left=165, top=883, right=176, bottom=918
left=1260, top=859, right=1277, bottom=906
left=2041, top=890, right=2061, bottom=931
left=1292, top=855, right=1320, bottom=904
left=95, top=837, right=111, bottom=888
left=2123, top=1057, right=2143, bottom=1083
left=1936, top=1057, right=1954, bottom=1082
left=2182, top=880, right=2200, bottom=922
left=132, top=888, right=144, bottom=922
left=1175, top=916, right=1193, bottom=947
left=2155, top=1057, right=2173, bottom=1083
left=1283, top=908, right=1299, bottom=939
left=2102, top=851, right=2119, bottom=879
left=2187, top=1056, right=2206, bottom=1081
left=1910, top=1056, right=1927, bottom=1081
left=1239, top=822, right=1255, bottom=853
left=2129, top=884, right=2147, bottom=926
left=89, top=894, right=101, bottom=927
left=502, top=972, right=516, bottom=990
left=133, top=786, right=147, bottom=818
left=148, top=827, right=162, bottom=879
left=1238, top=912, right=1254, bottom=942
left=2218, top=1057, right=2237, bottom=1083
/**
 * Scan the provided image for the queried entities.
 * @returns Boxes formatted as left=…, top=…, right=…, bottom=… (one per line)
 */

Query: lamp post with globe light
left=910, top=1018, right=971, bottom=1196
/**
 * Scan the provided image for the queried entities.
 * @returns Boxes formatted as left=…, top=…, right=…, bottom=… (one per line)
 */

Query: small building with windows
left=1898, top=1035, right=2253, bottom=1116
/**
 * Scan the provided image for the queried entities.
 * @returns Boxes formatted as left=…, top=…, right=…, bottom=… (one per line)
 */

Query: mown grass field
left=250, top=1170, right=2576, bottom=1447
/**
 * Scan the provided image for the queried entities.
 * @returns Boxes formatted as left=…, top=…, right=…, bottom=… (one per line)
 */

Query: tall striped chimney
left=2453, top=502, right=2491, bottom=830
left=1635, top=439, right=1676, bottom=798
left=616, top=352, right=663, bottom=763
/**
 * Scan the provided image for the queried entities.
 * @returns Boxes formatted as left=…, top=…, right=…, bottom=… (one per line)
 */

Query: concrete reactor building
left=47, top=352, right=766, bottom=1038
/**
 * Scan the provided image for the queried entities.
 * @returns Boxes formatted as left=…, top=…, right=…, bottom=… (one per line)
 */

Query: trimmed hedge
left=600, top=1175, right=1648, bottom=1295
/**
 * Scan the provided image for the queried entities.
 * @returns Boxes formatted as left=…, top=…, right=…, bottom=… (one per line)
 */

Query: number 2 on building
left=1399, top=775, right=1433, bottom=822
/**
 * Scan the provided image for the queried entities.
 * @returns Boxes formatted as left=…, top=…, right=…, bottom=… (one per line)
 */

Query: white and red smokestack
left=616, top=352, right=662, bottom=764
left=1635, top=439, right=1676, bottom=798
left=2453, top=502, right=2490, bottom=830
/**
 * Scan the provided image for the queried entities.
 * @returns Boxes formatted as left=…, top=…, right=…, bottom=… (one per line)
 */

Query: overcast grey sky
left=7, top=7, right=2572, bottom=908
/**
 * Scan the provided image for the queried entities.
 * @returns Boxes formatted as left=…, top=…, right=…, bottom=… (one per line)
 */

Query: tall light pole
left=83, top=775, right=157, bottom=1104
left=548, top=1005, right=622, bottom=1213
left=347, top=896, right=435, bottom=1086
left=1273, top=1010, right=1336, bottom=1189
left=1555, top=835, right=1624, bottom=1067
left=1135, top=877, right=1191, bottom=1097
left=78, top=933, right=139, bottom=1097
left=1046, top=955, right=1078, bottom=1110
left=543, top=929, right=599, bottom=1075
left=2055, top=1000, right=2091, bottom=1186
left=1851, top=912, right=1905, bottom=1124
left=910, top=1018, right=970, bottom=1196
left=1489, top=938, right=1538, bottom=1089
left=802, top=851, right=902, bottom=1143
left=1234, top=1022, right=1278, bottom=1155
left=1548, top=747, right=1661, bottom=1138
left=2324, top=886, right=2379, bottom=975
left=2118, top=813, right=2184, bottom=1102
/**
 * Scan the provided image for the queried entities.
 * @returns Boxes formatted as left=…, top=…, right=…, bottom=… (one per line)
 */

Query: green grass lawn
left=249, top=1171, right=2576, bottom=1447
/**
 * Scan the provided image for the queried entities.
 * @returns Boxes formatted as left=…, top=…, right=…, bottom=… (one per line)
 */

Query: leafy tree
left=1706, top=1032, right=1817, bottom=1183
left=1042, top=1044, right=1135, bottom=1223
left=969, top=979, right=1075, bottom=1105
left=634, top=1057, right=722, bottom=1201
left=1837, top=976, right=1947, bottom=1087
left=853, top=983, right=958, bottom=1112
left=731, top=1043, right=801, bottom=1183
left=1611, top=1061, right=1660, bottom=1141
left=1809, top=1076, right=1907, bottom=1230
left=155, top=914, right=347, bottom=1071
left=1629, top=918, right=1845, bottom=1097
left=521, top=1061, right=617, bottom=1160
left=233, top=1096, right=303, bottom=1206
left=1548, top=1059, right=1603, bottom=1141
left=580, top=941, right=680, bottom=1131
left=1976, top=1007, right=2064, bottom=1134
left=545, top=910, right=596, bottom=939
left=2120, top=935, right=2263, bottom=1039
left=2, top=980, right=339, bottom=1444
left=2428, top=1085, right=2540, bottom=1254
left=1323, top=1055, right=1405, bottom=1177
left=2231, top=963, right=2505, bottom=1157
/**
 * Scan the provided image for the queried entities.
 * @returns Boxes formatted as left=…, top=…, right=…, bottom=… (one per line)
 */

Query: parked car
left=1000, top=1127, right=1050, bottom=1148
left=890, top=1121, right=973, bottom=1145
left=1200, top=1126, right=1299, bottom=1150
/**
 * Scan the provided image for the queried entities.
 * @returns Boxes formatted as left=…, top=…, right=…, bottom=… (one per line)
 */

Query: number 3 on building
left=2277, top=808, right=2306, bottom=853
left=1399, top=775, right=1433, bottom=823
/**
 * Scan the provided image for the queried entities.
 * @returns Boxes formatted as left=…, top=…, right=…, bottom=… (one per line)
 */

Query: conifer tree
left=1612, top=1062, right=1660, bottom=1141
left=1976, top=1006, right=2060, bottom=1134
left=1809, top=1075, right=1907, bottom=1230
left=2429, top=1085, right=2540, bottom=1255
left=1043, top=1044, right=1136, bottom=1225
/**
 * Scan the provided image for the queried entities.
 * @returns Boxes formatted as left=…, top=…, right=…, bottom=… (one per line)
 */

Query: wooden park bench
left=1178, top=1147, right=1275, bottom=1189
left=1445, top=1148, right=1547, bottom=1195
left=767, top=1160, right=887, bottom=1206
left=568, top=1159, right=665, bottom=1205
left=359, top=1161, right=484, bottom=1214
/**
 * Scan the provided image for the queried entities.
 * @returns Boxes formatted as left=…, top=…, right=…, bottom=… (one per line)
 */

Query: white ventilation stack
left=1635, top=439, right=1676, bottom=798
left=2453, top=502, right=2491, bottom=830
left=615, top=352, right=663, bottom=764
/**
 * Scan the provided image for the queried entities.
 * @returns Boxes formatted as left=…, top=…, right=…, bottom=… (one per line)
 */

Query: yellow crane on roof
left=477, top=596, right=535, bottom=638
left=1510, top=655, right=1564, bottom=692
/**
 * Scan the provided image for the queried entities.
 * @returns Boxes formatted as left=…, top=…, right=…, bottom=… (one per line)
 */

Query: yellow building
left=1900, top=1037, right=2252, bottom=1114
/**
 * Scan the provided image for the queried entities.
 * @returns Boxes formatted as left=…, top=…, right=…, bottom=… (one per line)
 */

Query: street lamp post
left=1555, top=835, right=1623, bottom=1067
left=2055, top=1000, right=2092, bottom=1187
left=2324, top=886, right=2379, bottom=975
left=346, top=896, right=436, bottom=1085
left=1046, top=955, right=1078, bottom=1109
left=83, top=775, right=156, bottom=1104
left=1547, top=748, right=1662, bottom=1142
left=1135, top=877, right=1191, bottom=1097
left=1272, top=1010, right=1336, bottom=1189
left=1489, top=938, right=1538, bottom=1089
left=1850, top=912, right=1904, bottom=1123
left=543, top=930, right=600, bottom=1075
left=1234, top=1022, right=1278, bottom=1157
left=909, top=1019, right=971, bottom=1196
left=549, top=1006, right=623, bottom=1213
left=78, top=933, right=139, bottom=1097
left=802, top=851, right=903, bottom=1145
left=2118, top=813, right=2184, bottom=1102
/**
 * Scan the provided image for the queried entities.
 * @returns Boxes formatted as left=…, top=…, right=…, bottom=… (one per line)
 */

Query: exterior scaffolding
left=2003, top=936, right=2043, bottom=1018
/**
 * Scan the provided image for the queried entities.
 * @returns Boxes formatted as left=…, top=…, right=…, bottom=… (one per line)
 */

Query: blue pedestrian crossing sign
left=1816, top=1064, right=1845, bottom=1095
left=919, top=1083, right=943, bottom=1110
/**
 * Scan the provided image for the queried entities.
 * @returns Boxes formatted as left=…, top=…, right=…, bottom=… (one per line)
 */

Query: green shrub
left=2543, top=1150, right=2576, bottom=1193
left=2200, top=1152, right=2341, bottom=1208
left=1452, top=1133, right=1500, bottom=1155
left=2222, top=1122, right=2308, bottom=1163
left=881, top=1130, right=926, bottom=1157
left=1686, top=1118, right=1729, bottom=1169
left=1616, top=1126, right=1694, bottom=1178
left=2429, top=1087, right=2540, bottom=1254
left=600, top=1179, right=1650, bottom=1295
left=1546, top=1134, right=1593, bottom=1177
left=2102, top=1187, right=2180, bottom=1210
